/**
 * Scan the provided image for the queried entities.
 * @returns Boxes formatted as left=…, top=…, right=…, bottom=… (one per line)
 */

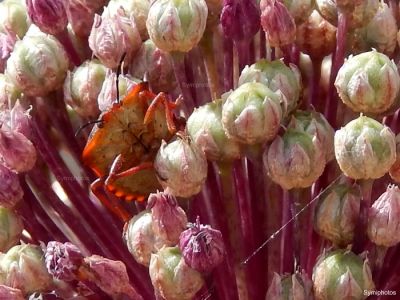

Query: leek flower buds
left=222, top=82, right=283, bottom=145
left=89, top=8, right=141, bottom=69
left=6, top=33, right=69, bottom=97
left=239, top=59, right=301, bottom=117
left=149, top=246, right=204, bottom=300
left=266, top=271, right=314, bottom=300
left=334, top=116, right=396, bottom=180
left=313, top=250, right=375, bottom=300
left=0, top=207, right=23, bottom=252
left=0, top=164, right=23, bottom=208
left=0, top=244, right=52, bottom=295
left=335, top=50, right=400, bottom=114
left=155, top=137, right=208, bottom=198
left=367, top=185, right=400, bottom=247
left=314, top=183, right=360, bottom=247
left=187, top=99, right=241, bottom=162
left=179, top=218, right=225, bottom=273
left=264, top=129, right=325, bottom=189
left=147, top=191, right=188, bottom=246
left=146, top=0, right=208, bottom=53
left=64, top=59, right=106, bottom=118
left=0, top=0, right=30, bottom=38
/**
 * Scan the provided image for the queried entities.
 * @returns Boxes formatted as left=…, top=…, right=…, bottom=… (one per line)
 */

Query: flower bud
left=222, top=82, right=283, bottom=145
left=65, top=0, right=96, bottom=38
left=89, top=8, right=142, bottom=69
left=0, top=244, right=52, bottom=294
left=281, top=0, right=314, bottom=25
left=0, top=0, right=30, bottom=38
left=264, top=129, right=325, bottom=190
left=204, top=0, right=223, bottom=29
left=146, top=0, right=208, bottom=52
left=296, top=10, right=337, bottom=59
left=313, top=250, right=374, bottom=300
left=64, top=59, right=106, bottom=119
left=221, top=0, right=260, bottom=42
left=179, top=218, right=225, bottom=273
left=108, top=0, right=151, bottom=40
left=9, top=102, right=32, bottom=139
left=238, top=59, right=301, bottom=116
left=389, top=134, right=400, bottom=182
left=97, top=70, right=139, bottom=112
left=0, top=207, right=23, bottom=252
left=0, top=126, right=36, bottom=173
left=81, top=255, right=141, bottom=299
left=26, top=0, right=67, bottom=35
left=147, top=191, right=188, bottom=246
left=187, top=99, right=241, bottom=162
left=314, top=183, right=360, bottom=247
left=129, top=39, right=177, bottom=93
left=6, top=32, right=69, bottom=97
left=0, top=285, right=23, bottom=300
left=335, top=50, right=400, bottom=114
left=367, top=185, right=400, bottom=247
left=0, top=74, right=21, bottom=111
left=0, top=30, right=17, bottom=73
left=155, top=137, right=208, bottom=198
left=334, top=115, right=396, bottom=180
left=44, top=241, right=84, bottom=282
left=260, top=0, right=297, bottom=48
left=0, top=164, right=23, bottom=208
left=123, top=211, right=158, bottom=266
left=266, top=271, right=314, bottom=300
left=149, top=246, right=204, bottom=300
left=288, top=110, right=335, bottom=162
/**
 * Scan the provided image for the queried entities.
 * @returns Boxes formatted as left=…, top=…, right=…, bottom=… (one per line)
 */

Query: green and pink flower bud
left=335, top=50, right=400, bottom=114
left=0, top=244, right=52, bottom=295
left=155, top=137, right=208, bottom=198
left=314, top=182, right=360, bottom=247
left=260, top=0, right=297, bottom=48
left=0, top=0, right=30, bottom=38
left=0, top=30, right=17, bottom=73
left=64, top=59, right=106, bottom=119
left=367, top=185, right=400, bottom=247
left=263, top=129, right=325, bottom=189
left=44, top=241, right=84, bottom=282
left=0, top=164, right=23, bottom=208
left=389, top=134, right=400, bottom=183
left=222, top=82, right=283, bottom=145
left=65, top=0, right=96, bottom=38
left=6, top=32, right=69, bottom=97
left=147, top=191, right=188, bottom=246
left=0, top=75, right=21, bottom=111
left=281, top=0, right=314, bottom=25
left=146, top=0, right=208, bottom=53
left=313, top=250, right=375, bottom=300
left=187, top=99, right=241, bottom=162
left=239, top=59, right=301, bottom=117
left=334, top=116, right=396, bottom=180
left=149, top=246, right=204, bottom=300
left=179, top=218, right=225, bottom=273
left=0, top=207, right=23, bottom=252
left=0, top=285, right=23, bottom=300
left=89, top=8, right=142, bottom=69
left=266, top=271, right=314, bottom=300
left=26, top=0, right=67, bottom=36
left=9, top=102, right=32, bottom=139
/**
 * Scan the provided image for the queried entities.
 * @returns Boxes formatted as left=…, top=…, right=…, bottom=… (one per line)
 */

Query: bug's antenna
left=116, top=52, right=127, bottom=104
left=75, top=119, right=103, bottom=137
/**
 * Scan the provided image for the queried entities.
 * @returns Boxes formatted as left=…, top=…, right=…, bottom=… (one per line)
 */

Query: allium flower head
left=367, top=185, right=400, bottom=247
left=179, top=218, right=225, bottom=273
left=0, top=0, right=31, bottom=38
left=0, top=164, right=23, bottom=208
left=266, top=271, right=314, bottom=300
left=146, top=0, right=208, bottom=53
left=334, top=115, right=396, bottom=180
left=0, top=207, right=23, bottom=252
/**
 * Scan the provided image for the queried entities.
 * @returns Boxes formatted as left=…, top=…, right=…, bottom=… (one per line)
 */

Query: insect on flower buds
left=367, top=185, right=400, bottom=247
left=335, top=50, right=400, bottom=114
left=149, top=246, right=204, bottom=300
left=266, top=271, right=314, bottom=300
left=0, top=207, right=23, bottom=252
left=0, top=164, right=23, bottom=208
left=154, top=137, right=208, bottom=198
left=334, top=115, right=396, bottom=180
left=146, top=0, right=208, bottom=53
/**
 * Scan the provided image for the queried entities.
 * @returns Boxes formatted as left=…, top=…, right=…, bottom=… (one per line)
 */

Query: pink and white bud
left=0, top=30, right=17, bottom=73
left=0, top=75, right=21, bottom=111
left=0, top=164, right=23, bottom=208
left=0, top=207, right=23, bottom=252
left=9, top=102, right=32, bottom=139
left=0, top=0, right=31, bottom=38
left=26, top=0, right=67, bottom=35
left=389, top=134, right=400, bottom=183
left=66, top=0, right=96, bottom=38
left=0, top=285, right=23, bottom=300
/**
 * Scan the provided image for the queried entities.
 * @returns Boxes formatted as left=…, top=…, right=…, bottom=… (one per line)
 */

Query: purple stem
left=270, top=47, right=276, bottom=61
left=324, top=11, right=348, bottom=128
left=56, top=29, right=82, bottom=66
left=259, top=32, right=266, bottom=59
left=280, top=189, right=294, bottom=274
left=249, top=39, right=255, bottom=65
left=235, top=40, right=250, bottom=71
left=223, top=37, right=234, bottom=91
left=309, top=58, right=322, bottom=110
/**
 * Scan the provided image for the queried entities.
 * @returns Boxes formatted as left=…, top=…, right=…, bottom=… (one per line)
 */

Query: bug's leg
left=105, top=160, right=153, bottom=187
left=91, top=178, right=131, bottom=222
left=143, top=92, right=178, bottom=133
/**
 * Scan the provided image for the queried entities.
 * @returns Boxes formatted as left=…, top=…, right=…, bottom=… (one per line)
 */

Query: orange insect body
left=82, top=83, right=177, bottom=204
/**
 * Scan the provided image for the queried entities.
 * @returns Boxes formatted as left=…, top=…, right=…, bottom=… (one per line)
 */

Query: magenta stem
left=56, top=29, right=82, bottom=66
left=280, top=189, right=294, bottom=274
left=259, top=32, right=266, bottom=59
left=223, top=37, right=234, bottom=91
left=235, top=40, right=250, bottom=71
left=309, top=58, right=322, bottom=110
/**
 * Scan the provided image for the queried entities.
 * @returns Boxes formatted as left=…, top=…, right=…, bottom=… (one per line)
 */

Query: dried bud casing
left=335, top=50, right=400, bottom=114
left=0, top=207, right=23, bottom=252
left=155, top=138, right=208, bottom=198
left=26, top=0, right=67, bottom=35
left=146, top=0, right=208, bottom=53
left=367, top=185, right=400, bottom=247
left=334, top=116, right=396, bottom=180
left=0, top=164, right=23, bottom=208
left=264, top=129, right=326, bottom=190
